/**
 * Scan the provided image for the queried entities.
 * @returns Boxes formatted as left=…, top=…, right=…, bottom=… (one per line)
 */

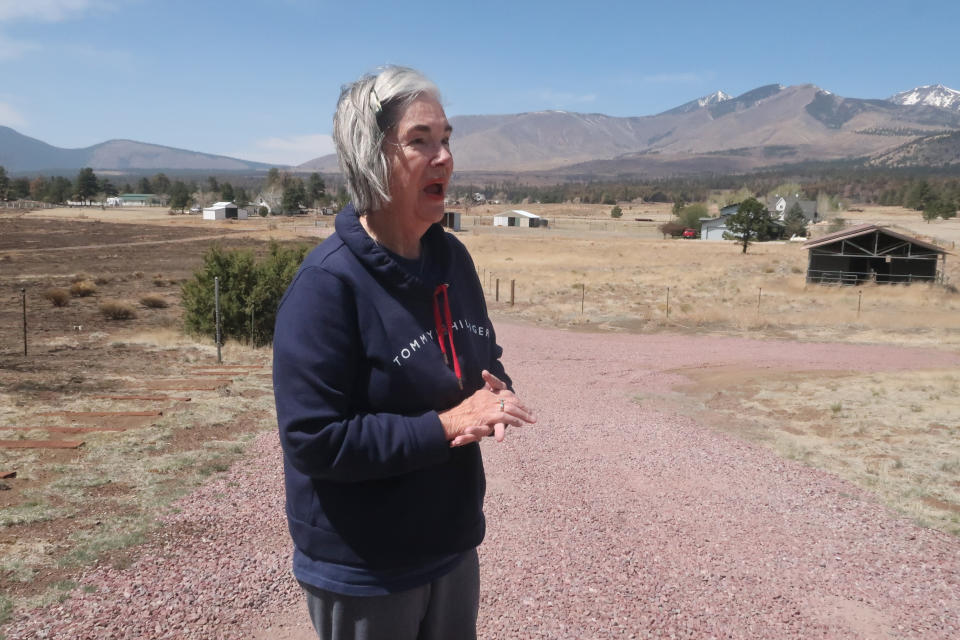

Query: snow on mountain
left=698, top=91, right=732, bottom=107
left=888, top=84, right=960, bottom=111
left=659, top=90, right=731, bottom=115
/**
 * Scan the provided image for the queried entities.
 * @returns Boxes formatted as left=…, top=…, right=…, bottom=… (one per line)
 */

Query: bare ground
left=5, top=324, right=959, bottom=639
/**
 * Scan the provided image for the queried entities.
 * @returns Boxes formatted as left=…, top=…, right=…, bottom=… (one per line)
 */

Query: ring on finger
left=499, top=399, right=505, bottom=411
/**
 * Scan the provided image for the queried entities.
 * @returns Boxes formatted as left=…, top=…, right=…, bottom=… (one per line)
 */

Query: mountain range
left=3, top=84, right=960, bottom=178
left=0, top=127, right=273, bottom=173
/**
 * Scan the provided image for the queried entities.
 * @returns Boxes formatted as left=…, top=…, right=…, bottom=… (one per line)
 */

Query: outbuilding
left=803, top=224, right=948, bottom=285
left=493, top=210, right=547, bottom=228
left=108, top=193, right=160, bottom=207
left=700, top=203, right=741, bottom=241
left=442, top=211, right=461, bottom=231
left=203, top=201, right=247, bottom=220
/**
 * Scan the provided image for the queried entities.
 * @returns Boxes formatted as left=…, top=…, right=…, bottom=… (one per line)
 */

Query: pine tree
left=75, top=168, right=99, bottom=204
left=783, top=201, right=808, bottom=237
left=726, top=197, right=776, bottom=253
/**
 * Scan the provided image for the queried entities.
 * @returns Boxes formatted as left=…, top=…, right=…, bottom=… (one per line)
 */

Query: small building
left=803, top=224, right=948, bottom=285
left=108, top=193, right=160, bottom=207
left=203, top=201, right=247, bottom=220
left=442, top=211, right=461, bottom=232
left=700, top=203, right=741, bottom=241
left=493, top=210, right=547, bottom=228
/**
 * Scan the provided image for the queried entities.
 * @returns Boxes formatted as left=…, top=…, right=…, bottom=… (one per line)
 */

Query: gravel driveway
left=7, top=324, right=960, bottom=639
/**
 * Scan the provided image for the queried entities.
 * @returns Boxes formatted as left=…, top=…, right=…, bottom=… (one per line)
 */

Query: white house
left=492, top=210, right=547, bottom=228
left=203, top=201, right=247, bottom=220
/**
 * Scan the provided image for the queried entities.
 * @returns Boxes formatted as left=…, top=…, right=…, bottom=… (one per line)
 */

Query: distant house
left=493, top=210, right=548, bottom=228
left=442, top=211, right=461, bottom=232
left=699, top=203, right=741, bottom=241
left=108, top=193, right=160, bottom=207
left=256, top=191, right=281, bottom=215
left=203, top=201, right=247, bottom=220
left=803, top=224, right=948, bottom=285
left=768, top=194, right=818, bottom=222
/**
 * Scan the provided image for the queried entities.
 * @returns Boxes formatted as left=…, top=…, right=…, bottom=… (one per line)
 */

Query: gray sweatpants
left=299, top=549, right=480, bottom=640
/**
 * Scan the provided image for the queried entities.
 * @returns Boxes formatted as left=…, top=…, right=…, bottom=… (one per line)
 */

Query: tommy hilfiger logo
left=391, top=318, right=491, bottom=367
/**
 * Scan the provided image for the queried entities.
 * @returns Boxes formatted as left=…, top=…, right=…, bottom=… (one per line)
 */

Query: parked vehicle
left=682, top=228, right=697, bottom=239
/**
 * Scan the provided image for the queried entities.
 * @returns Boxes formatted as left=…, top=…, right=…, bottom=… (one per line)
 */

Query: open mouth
left=424, top=182, right=445, bottom=197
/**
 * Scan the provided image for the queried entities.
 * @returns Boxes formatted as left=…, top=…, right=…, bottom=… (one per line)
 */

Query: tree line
left=0, top=165, right=332, bottom=215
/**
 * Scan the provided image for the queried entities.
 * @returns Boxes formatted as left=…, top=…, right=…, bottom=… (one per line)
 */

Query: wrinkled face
left=383, top=95, right=453, bottom=229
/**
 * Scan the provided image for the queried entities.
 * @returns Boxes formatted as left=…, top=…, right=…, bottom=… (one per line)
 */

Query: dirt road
left=6, top=324, right=959, bottom=639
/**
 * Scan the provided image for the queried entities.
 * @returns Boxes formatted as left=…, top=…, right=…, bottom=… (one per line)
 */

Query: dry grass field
left=1, top=203, right=959, bottom=626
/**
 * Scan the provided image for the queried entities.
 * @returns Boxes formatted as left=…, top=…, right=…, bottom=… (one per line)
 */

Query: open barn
left=803, top=224, right=948, bottom=285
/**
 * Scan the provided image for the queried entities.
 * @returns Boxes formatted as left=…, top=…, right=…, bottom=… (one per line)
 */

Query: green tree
left=75, top=168, right=99, bottom=204
left=152, top=173, right=171, bottom=195
left=181, top=242, right=308, bottom=346
left=221, top=182, right=235, bottom=202
left=924, top=197, right=957, bottom=222
left=11, top=177, right=30, bottom=199
left=234, top=187, right=250, bottom=209
left=726, top=197, right=777, bottom=253
left=783, top=201, right=808, bottom=237
left=307, top=172, right=326, bottom=207
left=0, top=166, right=10, bottom=200
left=281, top=180, right=307, bottom=214
left=676, top=203, right=708, bottom=231
left=30, top=176, right=48, bottom=200
left=671, top=197, right=685, bottom=216
left=207, top=176, right=220, bottom=193
left=903, top=180, right=933, bottom=210
left=136, top=176, right=152, bottom=193
left=99, top=178, right=118, bottom=197
left=169, top=181, right=192, bottom=213
left=267, top=168, right=281, bottom=187
left=610, top=205, right=623, bottom=218
left=47, top=176, right=73, bottom=204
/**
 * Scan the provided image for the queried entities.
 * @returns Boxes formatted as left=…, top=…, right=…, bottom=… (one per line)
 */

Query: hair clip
left=370, top=87, right=382, bottom=114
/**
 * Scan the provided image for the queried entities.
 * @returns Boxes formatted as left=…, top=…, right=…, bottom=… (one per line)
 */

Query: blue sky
left=1, top=0, right=958, bottom=166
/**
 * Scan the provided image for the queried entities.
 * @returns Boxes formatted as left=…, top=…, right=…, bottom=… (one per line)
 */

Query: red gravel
left=6, top=324, right=960, bottom=639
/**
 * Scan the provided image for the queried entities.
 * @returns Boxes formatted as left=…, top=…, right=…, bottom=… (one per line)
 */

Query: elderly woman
left=273, top=66, right=535, bottom=640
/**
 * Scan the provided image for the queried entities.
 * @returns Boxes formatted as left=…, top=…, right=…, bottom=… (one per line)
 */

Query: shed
left=442, top=211, right=461, bottom=232
left=493, top=210, right=547, bottom=228
left=203, top=201, right=246, bottom=220
left=803, top=224, right=948, bottom=285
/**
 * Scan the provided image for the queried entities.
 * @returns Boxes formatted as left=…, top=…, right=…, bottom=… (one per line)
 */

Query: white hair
left=333, top=66, right=441, bottom=214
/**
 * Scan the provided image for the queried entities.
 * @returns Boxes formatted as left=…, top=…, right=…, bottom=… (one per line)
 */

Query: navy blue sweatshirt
left=273, top=204, right=510, bottom=595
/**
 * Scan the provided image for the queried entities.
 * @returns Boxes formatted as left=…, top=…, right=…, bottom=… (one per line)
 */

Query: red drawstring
left=432, top=284, right=463, bottom=390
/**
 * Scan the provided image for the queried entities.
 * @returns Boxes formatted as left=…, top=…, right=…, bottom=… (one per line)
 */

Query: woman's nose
left=432, top=144, right=452, bottom=166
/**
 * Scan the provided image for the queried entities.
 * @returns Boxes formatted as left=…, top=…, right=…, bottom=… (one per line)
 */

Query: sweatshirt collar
left=335, top=203, right=452, bottom=295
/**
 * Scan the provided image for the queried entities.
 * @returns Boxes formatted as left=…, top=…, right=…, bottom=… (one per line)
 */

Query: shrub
left=100, top=301, right=137, bottom=320
left=140, top=295, right=169, bottom=309
left=153, top=278, right=167, bottom=287
left=94, top=276, right=112, bottom=285
left=657, top=221, right=686, bottom=238
left=827, top=217, right=847, bottom=233
left=70, top=280, right=97, bottom=297
left=258, top=206, right=269, bottom=217
left=181, top=241, right=309, bottom=346
left=610, top=205, right=623, bottom=218
left=70, top=272, right=91, bottom=283
left=44, top=288, right=71, bottom=307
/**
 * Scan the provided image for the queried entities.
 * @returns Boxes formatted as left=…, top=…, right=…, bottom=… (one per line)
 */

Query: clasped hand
left=438, top=370, right=536, bottom=447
